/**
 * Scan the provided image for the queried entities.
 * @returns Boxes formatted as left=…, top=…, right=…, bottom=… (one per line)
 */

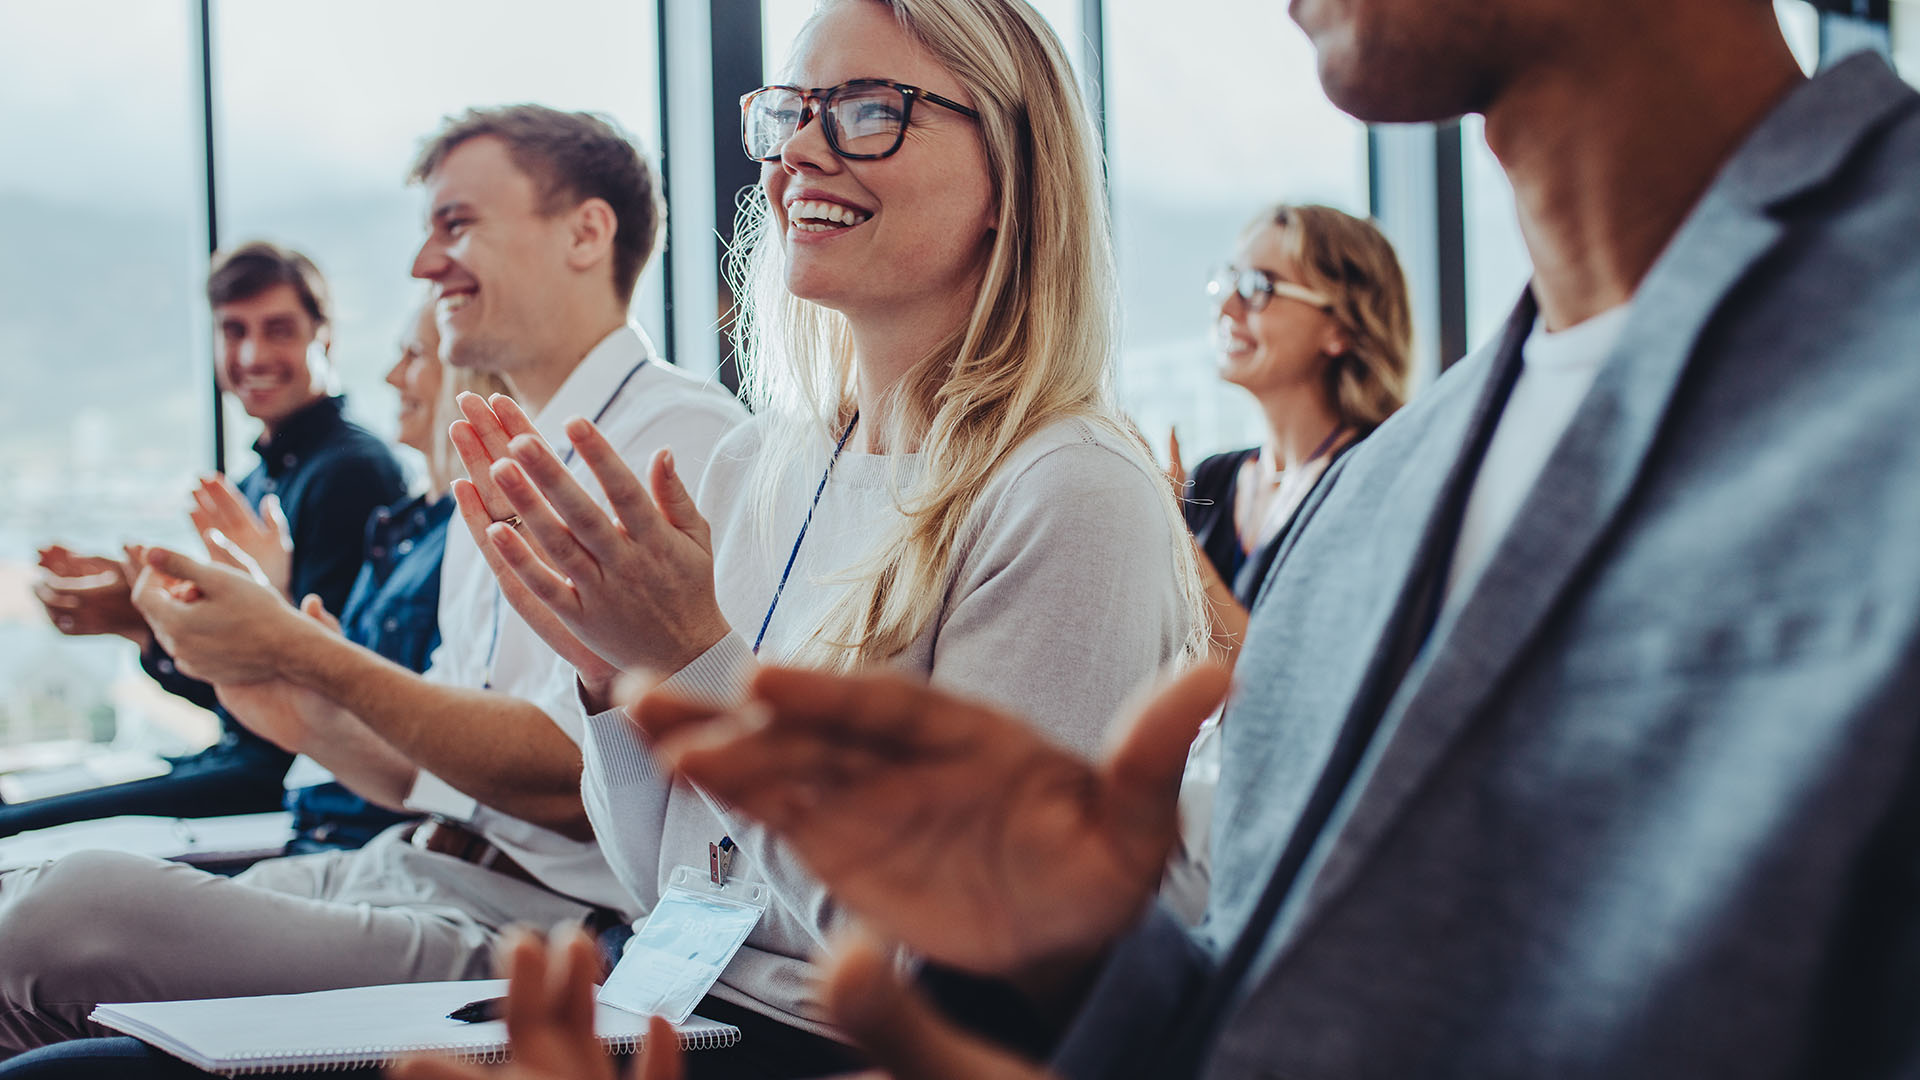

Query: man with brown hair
left=0, top=106, right=744, bottom=1057
left=15, top=241, right=406, bottom=837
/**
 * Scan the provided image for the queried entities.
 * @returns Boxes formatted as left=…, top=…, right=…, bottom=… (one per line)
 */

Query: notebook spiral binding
left=215, top=1027, right=737, bottom=1075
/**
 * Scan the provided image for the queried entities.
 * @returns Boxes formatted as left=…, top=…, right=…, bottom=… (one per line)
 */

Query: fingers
left=500, top=930, right=554, bottom=1040
left=634, top=667, right=960, bottom=784
left=645, top=448, right=709, bottom=549
left=553, top=929, right=601, bottom=1041
left=457, top=391, right=515, bottom=462
left=451, top=478, right=502, bottom=552
left=488, top=393, right=542, bottom=442
left=205, top=474, right=254, bottom=521
left=300, top=594, right=344, bottom=635
left=1101, top=662, right=1230, bottom=811
left=502, top=432, right=633, bottom=563
left=455, top=479, right=564, bottom=598
left=747, top=666, right=953, bottom=745
left=450, top=420, right=512, bottom=513
left=196, top=474, right=263, bottom=538
left=491, top=456, right=604, bottom=577
left=141, top=545, right=219, bottom=589
left=638, top=1015, right=685, bottom=1080
left=485, top=517, right=584, bottom=615
left=204, top=528, right=265, bottom=579
left=452, top=394, right=522, bottom=520
left=623, top=684, right=731, bottom=744
left=827, top=936, right=1051, bottom=1080
left=262, top=494, right=292, bottom=546
left=564, top=419, right=666, bottom=543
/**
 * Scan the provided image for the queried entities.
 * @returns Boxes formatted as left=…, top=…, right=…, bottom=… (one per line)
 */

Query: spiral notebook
left=91, top=979, right=739, bottom=1076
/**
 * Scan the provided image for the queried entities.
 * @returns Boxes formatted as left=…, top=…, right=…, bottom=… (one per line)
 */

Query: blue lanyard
left=751, top=411, right=860, bottom=656
left=482, top=356, right=650, bottom=689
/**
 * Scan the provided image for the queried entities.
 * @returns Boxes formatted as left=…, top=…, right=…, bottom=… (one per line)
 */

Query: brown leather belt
left=405, top=817, right=543, bottom=891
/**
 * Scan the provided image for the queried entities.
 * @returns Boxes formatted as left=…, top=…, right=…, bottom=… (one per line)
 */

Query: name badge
left=598, top=864, right=771, bottom=1024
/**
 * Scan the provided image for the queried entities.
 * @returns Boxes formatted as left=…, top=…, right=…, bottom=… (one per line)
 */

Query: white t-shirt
left=1438, top=305, right=1632, bottom=623
left=406, top=325, right=746, bottom=917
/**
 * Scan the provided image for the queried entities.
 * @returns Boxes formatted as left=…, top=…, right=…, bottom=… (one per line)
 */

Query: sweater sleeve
left=930, top=437, right=1191, bottom=756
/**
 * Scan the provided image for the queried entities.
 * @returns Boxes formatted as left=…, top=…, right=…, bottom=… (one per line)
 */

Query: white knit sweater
left=579, top=414, right=1191, bottom=1038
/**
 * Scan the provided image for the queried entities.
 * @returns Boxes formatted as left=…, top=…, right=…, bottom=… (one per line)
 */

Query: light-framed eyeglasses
left=1206, top=265, right=1334, bottom=314
left=740, top=78, right=982, bottom=162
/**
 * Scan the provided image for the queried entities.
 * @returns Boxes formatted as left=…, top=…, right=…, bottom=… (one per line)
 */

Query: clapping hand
left=630, top=662, right=1232, bottom=978
left=129, top=546, right=306, bottom=685
left=449, top=393, right=730, bottom=694
left=190, top=474, right=293, bottom=595
left=33, top=544, right=151, bottom=644
left=211, top=596, right=345, bottom=753
left=449, top=394, right=622, bottom=698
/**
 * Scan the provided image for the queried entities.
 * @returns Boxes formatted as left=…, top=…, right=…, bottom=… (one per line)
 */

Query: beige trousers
left=0, top=826, right=591, bottom=1055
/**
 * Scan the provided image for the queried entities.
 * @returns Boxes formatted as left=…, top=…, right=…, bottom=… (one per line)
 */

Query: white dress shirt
left=405, top=325, right=747, bottom=916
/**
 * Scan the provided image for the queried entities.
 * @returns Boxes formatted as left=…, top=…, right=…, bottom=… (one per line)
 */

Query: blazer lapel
left=1256, top=62, right=1920, bottom=971
left=1276, top=202, right=1784, bottom=930
left=1236, top=76, right=1920, bottom=984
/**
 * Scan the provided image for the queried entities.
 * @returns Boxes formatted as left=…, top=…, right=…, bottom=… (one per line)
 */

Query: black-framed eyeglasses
left=1207, top=265, right=1334, bottom=314
left=741, top=78, right=981, bottom=162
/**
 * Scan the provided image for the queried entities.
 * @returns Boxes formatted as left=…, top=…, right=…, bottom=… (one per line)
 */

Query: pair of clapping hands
left=34, top=474, right=293, bottom=648
left=443, top=393, right=731, bottom=707
left=401, top=396, right=1233, bottom=1077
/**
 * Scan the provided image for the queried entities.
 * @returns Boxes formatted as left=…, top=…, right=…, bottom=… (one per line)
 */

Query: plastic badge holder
left=597, top=865, right=772, bottom=1025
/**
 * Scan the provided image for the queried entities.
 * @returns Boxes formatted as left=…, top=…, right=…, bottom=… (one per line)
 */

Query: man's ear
left=566, top=197, right=619, bottom=275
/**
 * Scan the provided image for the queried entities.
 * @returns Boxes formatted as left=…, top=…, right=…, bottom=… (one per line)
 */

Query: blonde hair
left=730, top=0, right=1208, bottom=669
left=1254, top=204, right=1413, bottom=430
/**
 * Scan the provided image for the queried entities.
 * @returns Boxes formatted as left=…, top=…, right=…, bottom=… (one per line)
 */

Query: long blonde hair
left=730, top=0, right=1207, bottom=669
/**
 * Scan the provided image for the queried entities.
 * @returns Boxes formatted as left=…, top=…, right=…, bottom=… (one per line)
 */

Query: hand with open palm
left=630, top=662, right=1231, bottom=979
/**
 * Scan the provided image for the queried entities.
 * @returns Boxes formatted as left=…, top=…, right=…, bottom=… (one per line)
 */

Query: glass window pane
left=1107, top=0, right=1369, bottom=461
left=1896, top=0, right=1919, bottom=84
left=1462, top=115, right=1531, bottom=348
left=214, top=0, right=662, bottom=468
left=0, top=2, right=216, bottom=754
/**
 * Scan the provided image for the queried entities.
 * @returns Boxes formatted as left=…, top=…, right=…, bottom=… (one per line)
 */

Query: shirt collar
left=254, top=395, right=348, bottom=468
left=530, top=325, right=656, bottom=450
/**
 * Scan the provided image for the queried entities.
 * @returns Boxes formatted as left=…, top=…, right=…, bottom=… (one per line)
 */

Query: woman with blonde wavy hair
left=1170, top=203, right=1413, bottom=659
left=444, top=0, right=1203, bottom=1075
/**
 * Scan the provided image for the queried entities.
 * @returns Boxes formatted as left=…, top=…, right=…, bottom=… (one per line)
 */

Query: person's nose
left=411, top=236, right=447, bottom=281
left=778, top=102, right=841, bottom=176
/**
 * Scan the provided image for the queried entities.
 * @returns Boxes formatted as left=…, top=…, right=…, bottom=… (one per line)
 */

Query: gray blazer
left=1057, top=54, right=1920, bottom=1080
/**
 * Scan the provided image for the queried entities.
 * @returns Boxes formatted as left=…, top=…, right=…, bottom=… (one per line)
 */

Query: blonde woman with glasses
left=1170, top=204, right=1413, bottom=660
left=443, top=0, right=1204, bottom=1075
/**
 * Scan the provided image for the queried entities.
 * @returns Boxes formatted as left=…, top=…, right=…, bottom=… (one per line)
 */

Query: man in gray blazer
left=615, top=1, right=1920, bottom=1078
